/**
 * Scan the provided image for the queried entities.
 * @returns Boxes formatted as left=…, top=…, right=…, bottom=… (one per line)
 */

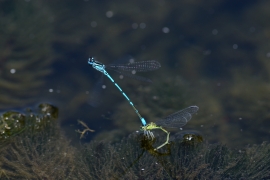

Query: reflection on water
left=1, top=0, right=270, bottom=150
left=0, top=1, right=54, bottom=109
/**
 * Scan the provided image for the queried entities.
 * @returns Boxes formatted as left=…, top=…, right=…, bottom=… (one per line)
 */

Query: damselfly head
left=88, top=57, right=95, bottom=65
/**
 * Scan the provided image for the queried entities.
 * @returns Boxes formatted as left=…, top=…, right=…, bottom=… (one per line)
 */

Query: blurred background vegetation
left=1, top=0, right=270, bottom=150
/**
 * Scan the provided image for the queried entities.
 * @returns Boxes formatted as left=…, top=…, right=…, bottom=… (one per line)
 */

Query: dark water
left=1, top=0, right=270, bottom=149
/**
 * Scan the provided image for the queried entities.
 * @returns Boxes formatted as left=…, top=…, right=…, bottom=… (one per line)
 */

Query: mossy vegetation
left=0, top=104, right=270, bottom=179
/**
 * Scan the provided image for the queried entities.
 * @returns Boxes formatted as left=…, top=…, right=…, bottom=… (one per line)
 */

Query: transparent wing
left=107, top=60, right=161, bottom=72
left=155, top=106, right=199, bottom=128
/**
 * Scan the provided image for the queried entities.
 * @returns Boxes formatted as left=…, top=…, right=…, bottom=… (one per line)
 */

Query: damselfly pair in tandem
left=88, top=57, right=199, bottom=150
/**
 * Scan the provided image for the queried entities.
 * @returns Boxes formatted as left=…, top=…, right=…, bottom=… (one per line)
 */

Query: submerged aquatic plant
left=0, top=104, right=269, bottom=179
left=0, top=103, right=78, bottom=179
left=76, top=132, right=270, bottom=179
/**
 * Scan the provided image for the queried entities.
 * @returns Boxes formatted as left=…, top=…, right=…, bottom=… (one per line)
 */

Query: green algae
left=0, top=103, right=58, bottom=147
